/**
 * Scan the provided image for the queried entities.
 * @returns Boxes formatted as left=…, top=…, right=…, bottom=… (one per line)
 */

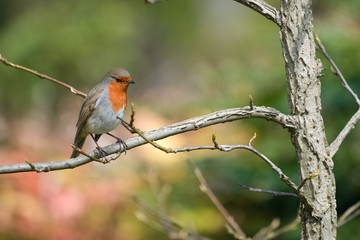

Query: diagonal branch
left=337, top=201, right=360, bottom=228
left=191, top=162, right=247, bottom=239
left=315, top=35, right=360, bottom=106
left=0, top=106, right=297, bottom=174
left=133, top=196, right=213, bottom=240
left=0, top=53, right=86, bottom=98
left=233, top=0, right=281, bottom=26
left=328, top=108, right=360, bottom=158
left=314, top=36, right=360, bottom=158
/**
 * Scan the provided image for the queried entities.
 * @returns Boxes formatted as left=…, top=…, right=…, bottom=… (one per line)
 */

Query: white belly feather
left=86, top=90, right=126, bottom=134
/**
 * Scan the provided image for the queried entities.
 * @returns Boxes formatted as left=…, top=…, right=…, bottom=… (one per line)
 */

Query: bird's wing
left=76, top=88, right=104, bottom=130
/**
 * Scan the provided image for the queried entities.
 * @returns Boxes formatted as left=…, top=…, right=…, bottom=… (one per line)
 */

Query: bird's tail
left=70, top=136, right=86, bottom=158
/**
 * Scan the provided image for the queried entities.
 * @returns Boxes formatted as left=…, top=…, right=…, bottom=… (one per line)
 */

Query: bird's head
left=106, top=68, right=135, bottom=88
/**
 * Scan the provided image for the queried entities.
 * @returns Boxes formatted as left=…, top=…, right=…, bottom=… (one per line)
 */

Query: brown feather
left=75, top=88, right=104, bottom=136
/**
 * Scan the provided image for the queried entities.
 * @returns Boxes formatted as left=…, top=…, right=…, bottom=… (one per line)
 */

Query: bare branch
left=220, top=137, right=313, bottom=211
left=0, top=106, right=296, bottom=174
left=119, top=116, right=176, bottom=153
left=170, top=133, right=301, bottom=200
left=191, top=163, right=247, bottom=239
left=248, top=132, right=256, bottom=147
left=337, top=201, right=360, bottom=228
left=130, top=103, right=136, bottom=128
left=127, top=126, right=301, bottom=203
left=121, top=129, right=306, bottom=208
left=297, top=169, right=320, bottom=191
left=328, top=106, right=360, bottom=158
left=1, top=103, right=313, bottom=215
left=71, top=143, right=122, bottom=163
left=233, top=0, right=281, bottom=26
left=71, top=144, right=104, bottom=163
left=315, top=35, right=360, bottom=106
left=242, top=143, right=299, bottom=194
left=120, top=104, right=136, bottom=133
left=133, top=196, right=213, bottom=240
left=238, top=183, right=298, bottom=198
left=0, top=54, right=87, bottom=98
left=314, top=35, right=360, bottom=157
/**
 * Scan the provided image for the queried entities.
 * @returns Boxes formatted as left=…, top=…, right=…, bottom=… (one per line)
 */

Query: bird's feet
left=106, top=132, right=128, bottom=155
left=116, top=138, right=128, bottom=155
left=96, top=147, right=110, bottom=163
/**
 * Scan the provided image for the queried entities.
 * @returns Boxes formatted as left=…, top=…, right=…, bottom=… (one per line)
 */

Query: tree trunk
left=279, top=0, right=337, bottom=239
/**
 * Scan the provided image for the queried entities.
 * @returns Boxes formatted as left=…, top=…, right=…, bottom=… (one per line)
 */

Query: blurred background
left=0, top=0, right=359, bottom=239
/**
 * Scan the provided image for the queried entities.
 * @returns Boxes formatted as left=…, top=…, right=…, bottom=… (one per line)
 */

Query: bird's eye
left=112, top=76, right=122, bottom=83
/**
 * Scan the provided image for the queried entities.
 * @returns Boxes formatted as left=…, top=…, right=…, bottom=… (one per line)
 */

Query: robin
left=70, top=67, right=135, bottom=159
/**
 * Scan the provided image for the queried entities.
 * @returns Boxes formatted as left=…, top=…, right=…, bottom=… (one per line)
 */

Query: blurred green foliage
left=0, top=0, right=359, bottom=239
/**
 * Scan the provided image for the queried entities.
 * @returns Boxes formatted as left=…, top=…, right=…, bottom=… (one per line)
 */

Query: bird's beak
left=129, top=80, right=135, bottom=84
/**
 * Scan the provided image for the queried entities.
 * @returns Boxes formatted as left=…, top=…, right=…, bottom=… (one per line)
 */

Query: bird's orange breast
left=108, top=82, right=128, bottom=111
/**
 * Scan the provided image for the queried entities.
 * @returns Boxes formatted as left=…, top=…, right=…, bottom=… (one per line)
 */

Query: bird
left=70, top=67, right=135, bottom=159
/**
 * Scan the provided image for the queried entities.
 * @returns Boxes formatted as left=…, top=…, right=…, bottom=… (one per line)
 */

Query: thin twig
left=121, top=103, right=136, bottom=133
left=0, top=54, right=86, bottom=98
left=118, top=116, right=175, bottom=153
left=328, top=108, right=360, bottom=158
left=122, top=125, right=300, bottom=203
left=249, top=132, right=257, bottom=147
left=238, top=183, right=298, bottom=198
left=190, top=162, right=247, bottom=239
left=130, top=103, right=136, bottom=128
left=314, top=35, right=360, bottom=158
left=249, top=95, right=254, bottom=110
left=211, top=133, right=224, bottom=151
left=233, top=138, right=313, bottom=211
left=297, top=169, right=320, bottom=191
left=133, top=195, right=213, bottom=240
left=315, top=35, right=360, bottom=106
left=71, top=144, right=106, bottom=163
left=337, top=201, right=360, bottom=228
left=245, top=145, right=299, bottom=193
left=338, top=209, right=360, bottom=228
left=24, top=160, right=41, bottom=173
